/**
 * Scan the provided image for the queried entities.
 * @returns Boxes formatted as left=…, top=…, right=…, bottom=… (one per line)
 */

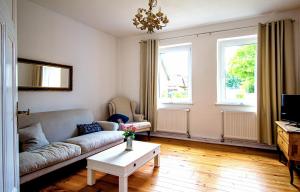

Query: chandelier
left=132, top=0, right=169, bottom=33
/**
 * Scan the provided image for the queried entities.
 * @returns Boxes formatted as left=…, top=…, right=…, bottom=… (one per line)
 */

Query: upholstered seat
left=108, top=97, right=151, bottom=138
left=125, top=121, right=152, bottom=132
left=65, top=131, right=124, bottom=153
left=19, top=142, right=81, bottom=176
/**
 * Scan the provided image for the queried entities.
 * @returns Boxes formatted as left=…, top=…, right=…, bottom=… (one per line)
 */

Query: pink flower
left=121, top=124, right=137, bottom=139
left=120, top=124, right=137, bottom=134
left=120, top=123, right=126, bottom=130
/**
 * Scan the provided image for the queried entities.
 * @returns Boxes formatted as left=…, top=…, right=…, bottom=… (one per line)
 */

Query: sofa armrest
left=96, top=121, right=119, bottom=131
left=133, top=114, right=145, bottom=122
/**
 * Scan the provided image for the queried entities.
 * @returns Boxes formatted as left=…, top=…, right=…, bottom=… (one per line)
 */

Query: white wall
left=117, top=9, right=300, bottom=140
left=17, top=0, right=118, bottom=120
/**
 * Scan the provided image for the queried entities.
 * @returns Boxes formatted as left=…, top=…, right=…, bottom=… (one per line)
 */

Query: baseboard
left=137, top=131, right=276, bottom=151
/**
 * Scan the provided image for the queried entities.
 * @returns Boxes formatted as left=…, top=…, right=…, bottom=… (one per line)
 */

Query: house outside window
left=217, top=35, right=257, bottom=106
left=158, top=43, right=192, bottom=104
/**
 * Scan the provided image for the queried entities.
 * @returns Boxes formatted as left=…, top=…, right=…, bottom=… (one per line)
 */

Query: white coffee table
left=86, top=141, right=160, bottom=192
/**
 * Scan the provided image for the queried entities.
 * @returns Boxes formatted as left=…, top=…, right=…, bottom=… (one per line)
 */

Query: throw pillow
left=19, top=123, right=49, bottom=152
left=77, top=122, right=103, bottom=136
left=107, top=114, right=129, bottom=123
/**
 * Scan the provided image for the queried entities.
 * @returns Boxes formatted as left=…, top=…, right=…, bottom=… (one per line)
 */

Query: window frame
left=158, top=43, right=193, bottom=104
left=217, top=35, right=257, bottom=106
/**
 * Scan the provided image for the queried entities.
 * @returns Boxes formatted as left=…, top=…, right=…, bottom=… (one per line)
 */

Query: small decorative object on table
left=120, top=124, right=136, bottom=151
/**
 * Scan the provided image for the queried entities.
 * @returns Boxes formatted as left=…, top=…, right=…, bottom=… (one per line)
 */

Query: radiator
left=157, top=108, right=190, bottom=136
left=222, top=111, right=258, bottom=141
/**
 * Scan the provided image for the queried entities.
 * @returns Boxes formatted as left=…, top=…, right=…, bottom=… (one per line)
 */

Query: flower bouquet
left=120, top=124, right=137, bottom=151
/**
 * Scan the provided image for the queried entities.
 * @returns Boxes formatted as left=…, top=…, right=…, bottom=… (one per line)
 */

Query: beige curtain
left=257, top=19, right=297, bottom=145
left=32, top=65, right=43, bottom=87
left=140, top=39, right=159, bottom=131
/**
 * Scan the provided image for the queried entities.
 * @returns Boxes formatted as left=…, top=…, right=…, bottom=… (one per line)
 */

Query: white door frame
left=0, top=0, right=19, bottom=191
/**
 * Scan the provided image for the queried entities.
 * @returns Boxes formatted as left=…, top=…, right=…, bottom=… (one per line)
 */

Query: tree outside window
left=218, top=35, right=257, bottom=105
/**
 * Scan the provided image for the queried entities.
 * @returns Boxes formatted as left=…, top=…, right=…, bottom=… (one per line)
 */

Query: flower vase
left=126, top=137, right=133, bottom=151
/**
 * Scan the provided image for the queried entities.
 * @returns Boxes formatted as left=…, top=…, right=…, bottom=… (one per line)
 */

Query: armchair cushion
left=124, top=122, right=151, bottom=132
left=107, top=113, right=129, bottom=123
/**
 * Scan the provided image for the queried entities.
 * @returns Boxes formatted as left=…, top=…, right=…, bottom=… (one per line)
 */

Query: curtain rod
left=158, top=25, right=257, bottom=41
left=139, top=18, right=295, bottom=42
left=139, top=25, right=257, bottom=43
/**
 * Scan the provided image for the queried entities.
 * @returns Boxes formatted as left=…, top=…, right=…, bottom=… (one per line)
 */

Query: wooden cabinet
left=276, top=121, right=300, bottom=184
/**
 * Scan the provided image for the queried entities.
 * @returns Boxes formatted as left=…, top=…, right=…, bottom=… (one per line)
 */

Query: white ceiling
left=29, top=0, right=300, bottom=37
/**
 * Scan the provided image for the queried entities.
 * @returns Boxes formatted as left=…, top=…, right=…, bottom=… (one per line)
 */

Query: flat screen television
left=281, top=94, right=300, bottom=127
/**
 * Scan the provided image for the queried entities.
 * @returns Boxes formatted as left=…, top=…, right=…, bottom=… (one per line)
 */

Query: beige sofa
left=18, top=109, right=123, bottom=184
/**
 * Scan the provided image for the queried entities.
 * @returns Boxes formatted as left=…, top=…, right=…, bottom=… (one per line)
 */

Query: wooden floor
left=22, top=137, right=300, bottom=192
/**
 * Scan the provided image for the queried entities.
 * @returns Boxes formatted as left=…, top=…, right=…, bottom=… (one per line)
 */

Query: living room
left=1, top=0, right=300, bottom=191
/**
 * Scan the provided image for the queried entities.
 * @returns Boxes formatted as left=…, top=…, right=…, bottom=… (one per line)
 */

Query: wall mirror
left=18, top=58, right=73, bottom=91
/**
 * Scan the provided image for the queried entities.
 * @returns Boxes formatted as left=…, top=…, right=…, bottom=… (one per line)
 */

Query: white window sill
left=215, top=102, right=256, bottom=107
left=159, top=102, right=193, bottom=105
left=157, top=107, right=191, bottom=112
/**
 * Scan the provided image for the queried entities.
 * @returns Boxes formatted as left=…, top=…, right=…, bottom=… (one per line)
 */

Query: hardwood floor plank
left=23, top=137, right=299, bottom=192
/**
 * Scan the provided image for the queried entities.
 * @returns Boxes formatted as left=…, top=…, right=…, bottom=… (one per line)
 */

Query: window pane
left=159, top=44, right=192, bottom=103
left=218, top=36, right=257, bottom=105
left=42, top=66, right=62, bottom=87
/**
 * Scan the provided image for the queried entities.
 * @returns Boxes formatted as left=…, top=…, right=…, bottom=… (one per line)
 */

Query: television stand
left=276, top=121, right=300, bottom=185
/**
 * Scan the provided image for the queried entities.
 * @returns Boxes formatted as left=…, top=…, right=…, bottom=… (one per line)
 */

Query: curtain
left=257, top=19, right=297, bottom=145
left=140, top=39, right=159, bottom=131
left=32, top=65, right=43, bottom=87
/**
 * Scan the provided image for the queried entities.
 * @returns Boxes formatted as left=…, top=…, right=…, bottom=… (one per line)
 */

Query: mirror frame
left=18, top=58, right=73, bottom=91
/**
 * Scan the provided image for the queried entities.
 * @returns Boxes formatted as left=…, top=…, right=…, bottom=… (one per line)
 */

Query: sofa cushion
left=97, top=121, right=119, bottom=131
left=19, top=123, right=49, bottom=152
left=19, top=142, right=81, bottom=176
left=77, top=122, right=103, bottom=136
left=65, top=131, right=124, bottom=153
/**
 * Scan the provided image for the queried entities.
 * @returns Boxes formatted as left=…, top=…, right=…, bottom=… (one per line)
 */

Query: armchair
left=108, top=97, right=151, bottom=139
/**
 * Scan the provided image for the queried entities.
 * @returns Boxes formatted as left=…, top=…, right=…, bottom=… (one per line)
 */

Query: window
left=217, top=35, right=257, bottom=106
left=42, top=66, right=62, bottom=87
left=158, top=43, right=192, bottom=104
